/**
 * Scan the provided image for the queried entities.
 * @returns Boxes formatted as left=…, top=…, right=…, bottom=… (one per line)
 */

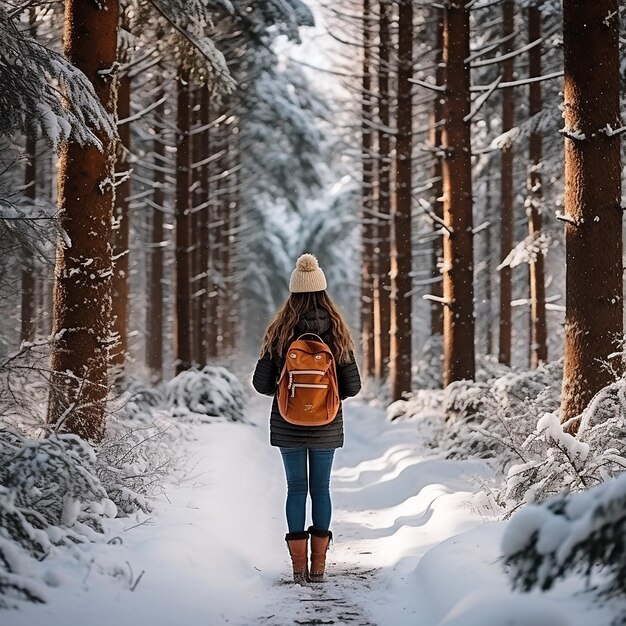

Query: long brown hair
left=260, top=291, right=355, bottom=364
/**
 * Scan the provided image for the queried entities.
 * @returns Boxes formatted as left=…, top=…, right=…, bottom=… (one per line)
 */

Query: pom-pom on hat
left=289, top=253, right=328, bottom=293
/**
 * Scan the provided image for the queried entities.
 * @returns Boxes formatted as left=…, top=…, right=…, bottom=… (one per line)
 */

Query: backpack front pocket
left=288, top=369, right=326, bottom=391
left=290, top=382, right=328, bottom=397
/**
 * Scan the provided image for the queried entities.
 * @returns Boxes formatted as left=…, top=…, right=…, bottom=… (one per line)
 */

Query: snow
left=3, top=394, right=614, bottom=625
left=60, top=496, right=82, bottom=527
left=536, top=412, right=589, bottom=460
left=440, top=592, right=569, bottom=626
left=560, top=127, right=586, bottom=141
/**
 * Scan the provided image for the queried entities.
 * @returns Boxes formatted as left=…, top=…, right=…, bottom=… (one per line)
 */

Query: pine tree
left=498, top=0, right=515, bottom=366
left=429, top=12, right=444, bottom=339
left=174, top=68, right=192, bottom=374
left=191, top=86, right=204, bottom=366
left=197, top=86, right=211, bottom=365
left=146, top=95, right=166, bottom=382
left=389, top=0, right=413, bottom=400
left=19, top=8, right=39, bottom=345
left=111, top=69, right=131, bottom=375
left=47, top=0, right=119, bottom=441
left=21, top=132, right=38, bottom=344
left=560, top=0, right=622, bottom=425
left=206, top=107, right=220, bottom=360
left=360, top=0, right=376, bottom=378
left=441, top=0, right=475, bottom=385
left=375, top=0, right=393, bottom=380
left=527, top=3, right=548, bottom=368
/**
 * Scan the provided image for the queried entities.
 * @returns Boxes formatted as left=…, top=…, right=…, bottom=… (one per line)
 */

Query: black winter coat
left=252, top=308, right=362, bottom=449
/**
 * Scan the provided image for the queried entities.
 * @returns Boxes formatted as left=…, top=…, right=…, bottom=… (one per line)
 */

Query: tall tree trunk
left=527, top=5, right=548, bottom=368
left=561, top=0, right=622, bottom=424
left=191, top=87, right=203, bottom=366
left=360, top=0, right=376, bottom=378
left=146, top=98, right=165, bottom=381
left=441, top=0, right=475, bottom=386
left=39, top=141, right=54, bottom=338
left=21, top=133, right=37, bottom=343
left=175, top=70, right=192, bottom=374
left=498, top=0, right=515, bottom=365
left=211, top=111, right=229, bottom=357
left=21, top=8, right=38, bottom=345
left=226, top=127, right=240, bottom=353
left=197, top=86, right=211, bottom=366
left=206, top=109, right=219, bottom=359
left=430, top=12, right=445, bottom=338
left=484, top=177, right=494, bottom=355
left=390, top=0, right=413, bottom=401
left=375, top=0, right=393, bottom=380
left=47, top=0, right=118, bottom=441
left=221, top=119, right=233, bottom=354
left=111, top=72, right=131, bottom=373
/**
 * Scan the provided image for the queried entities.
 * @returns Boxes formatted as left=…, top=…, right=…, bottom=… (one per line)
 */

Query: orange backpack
left=276, top=333, right=340, bottom=426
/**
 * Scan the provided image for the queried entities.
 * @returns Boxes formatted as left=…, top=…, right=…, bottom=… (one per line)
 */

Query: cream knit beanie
left=289, top=253, right=327, bottom=293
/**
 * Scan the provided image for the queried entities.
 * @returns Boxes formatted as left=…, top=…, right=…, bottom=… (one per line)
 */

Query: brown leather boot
left=285, top=531, right=309, bottom=584
left=308, top=526, right=332, bottom=582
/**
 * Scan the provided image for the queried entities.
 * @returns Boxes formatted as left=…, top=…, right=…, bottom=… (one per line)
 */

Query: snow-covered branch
left=464, top=75, right=503, bottom=122
left=471, top=71, right=563, bottom=92
left=0, top=7, right=116, bottom=149
left=555, top=210, right=580, bottom=226
left=408, top=77, right=447, bottom=93
left=422, top=294, right=449, bottom=305
left=471, top=38, right=543, bottom=68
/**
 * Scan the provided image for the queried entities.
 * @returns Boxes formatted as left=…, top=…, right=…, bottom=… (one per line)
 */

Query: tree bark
left=146, top=97, right=165, bottom=381
left=21, top=132, right=38, bottom=344
left=389, top=0, right=413, bottom=401
left=527, top=5, right=548, bottom=368
left=175, top=70, right=192, bottom=374
left=21, top=8, right=38, bottom=345
left=206, top=108, right=219, bottom=359
left=226, top=126, right=240, bottom=353
left=498, top=0, right=515, bottom=366
left=47, top=0, right=118, bottom=441
left=375, top=0, right=393, bottom=380
left=210, top=110, right=230, bottom=357
left=430, top=12, right=445, bottom=338
left=360, top=0, right=376, bottom=378
left=484, top=177, right=494, bottom=355
left=197, top=86, right=211, bottom=365
left=111, top=72, right=131, bottom=373
left=221, top=118, right=233, bottom=354
left=441, top=0, right=475, bottom=386
left=561, top=0, right=622, bottom=423
left=191, top=87, right=203, bottom=366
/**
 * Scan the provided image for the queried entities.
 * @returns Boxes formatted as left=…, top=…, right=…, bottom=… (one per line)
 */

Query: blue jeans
left=279, top=448, right=335, bottom=533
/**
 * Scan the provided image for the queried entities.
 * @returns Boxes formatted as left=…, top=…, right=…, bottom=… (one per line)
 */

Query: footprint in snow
left=261, top=566, right=380, bottom=626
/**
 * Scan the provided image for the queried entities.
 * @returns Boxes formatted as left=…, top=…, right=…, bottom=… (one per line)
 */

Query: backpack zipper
left=288, top=369, right=326, bottom=390
left=291, top=382, right=328, bottom=397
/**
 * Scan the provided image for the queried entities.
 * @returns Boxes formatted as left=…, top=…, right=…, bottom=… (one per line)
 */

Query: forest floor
left=4, top=391, right=615, bottom=626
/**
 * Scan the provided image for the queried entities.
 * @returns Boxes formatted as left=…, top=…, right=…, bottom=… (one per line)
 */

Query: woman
left=252, top=253, right=361, bottom=584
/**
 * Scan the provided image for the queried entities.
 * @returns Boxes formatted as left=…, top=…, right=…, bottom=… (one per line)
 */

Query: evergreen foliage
left=163, top=365, right=246, bottom=421
left=503, top=472, right=626, bottom=596
left=0, top=6, right=115, bottom=149
left=0, top=364, right=246, bottom=606
left=134, top=0, right=234, bottom=87
left=230, top=0, right=314, bottom=41
left=0, top=423, right=164, bottom=607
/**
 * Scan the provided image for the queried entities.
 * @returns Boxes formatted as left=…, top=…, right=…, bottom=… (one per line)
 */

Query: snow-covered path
left=5, top=395, right=611, bottom=626
left=250, top=399, right=497, bottom=626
